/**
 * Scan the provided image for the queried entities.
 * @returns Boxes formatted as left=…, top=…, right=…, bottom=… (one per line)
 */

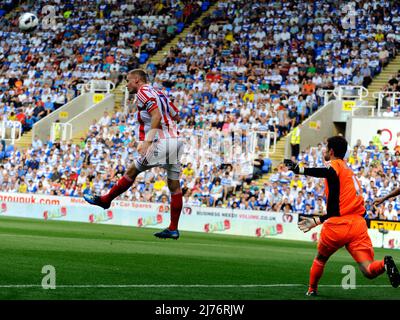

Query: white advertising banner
left=0, top=192, right=397, bottom=249
left=369, top=229, right=400, bottom=250
left=347, top=117, right=400, bottom=151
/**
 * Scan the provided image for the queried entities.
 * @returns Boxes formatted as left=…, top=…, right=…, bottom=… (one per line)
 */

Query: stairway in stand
left=255, top=135, right=288, bottom=188
left=14, top=130, right=33, bottom=150
left=365, top=55, right=400, bottom=109
left=142, top=2, right=219, bottom=68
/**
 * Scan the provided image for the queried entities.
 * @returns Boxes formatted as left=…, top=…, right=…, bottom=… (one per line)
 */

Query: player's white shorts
left=134, top=138, right=184, bottom=180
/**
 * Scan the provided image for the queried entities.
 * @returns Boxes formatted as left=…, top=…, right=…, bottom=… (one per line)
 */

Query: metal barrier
left=250, top=131, right=277, bottom=158
left=177, top=129, right=278, bottom=177
left=50, top=122, right=72, bottom=143
left=333, top=86, right=369, bottom=100
left=317, top=89, right=335, bottom=106
left=80, top=80, right=115, bottom=94
left=372, top=91, right=400, bottom=116
left=0, top=121, right=22, bottom=145
left=181, top=128, right=277, bottom=162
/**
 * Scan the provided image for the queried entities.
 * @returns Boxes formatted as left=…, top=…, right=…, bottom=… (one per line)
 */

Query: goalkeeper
left=285, top=136, right=399, bottom=296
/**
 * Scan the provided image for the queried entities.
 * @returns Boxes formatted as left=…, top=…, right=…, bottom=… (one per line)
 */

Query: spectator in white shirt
left=99, top=111, right=111, bottom=127
left=384, top=204, right=398, bottom=221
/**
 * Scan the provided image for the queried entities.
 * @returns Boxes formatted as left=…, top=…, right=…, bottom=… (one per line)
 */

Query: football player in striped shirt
left=84, top=69, right=183, bottom=239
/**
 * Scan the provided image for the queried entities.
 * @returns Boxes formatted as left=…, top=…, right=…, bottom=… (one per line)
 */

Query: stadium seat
left=201, top=1, right=210, bottom=11
left=5, top=145, right=14, bottom=153
left=176, top=22, right=185, bottom=33
left=175, top=10, right=183, bottom=20
left=262, top=158, right=272, bottom=173
left=146, top=63, right=157, bottom=73
left=139, top=53, right=149, bottom=64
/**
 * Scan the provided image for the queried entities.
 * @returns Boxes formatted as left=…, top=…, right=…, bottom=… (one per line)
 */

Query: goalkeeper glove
left=283, top=159, right=301, bottom=174
left=298, top=216, right=321, bottom=233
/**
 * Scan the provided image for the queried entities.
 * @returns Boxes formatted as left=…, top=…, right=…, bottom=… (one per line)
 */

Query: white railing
left=0, top=121, right=21, bottom=145
left=76, top=83, right=86, bottom=95
left=180, top=129, right=277, bottom=173
left=333, top=86, right=369, bottom=101
left=317, top=89, right=335, bottom=106
left=372, top=91, right=400, bottom=116
left=50, top=123, right=72, bottom=143
left=249, top=131, right=277, bottom=158
left=79, top=80, right=115, bottom=94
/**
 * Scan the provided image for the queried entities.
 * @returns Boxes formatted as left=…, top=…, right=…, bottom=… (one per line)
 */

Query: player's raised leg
left=83, top=164, right=140, bottom=209
left=354, top=256, right=400, bottom=288
left=346, top=217, right=400, bottom=287
left=349, top=245, right=400, bottom=288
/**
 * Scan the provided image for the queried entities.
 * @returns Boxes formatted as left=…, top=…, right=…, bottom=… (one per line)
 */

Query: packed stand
left=2, top=0, right=400, bottom=216
left=0, top=109, right=260, bottom=206
left=2, top=109, right=400, bottom=221
left=146, top=0, right=399, bottom=141
left=0, top=0, right=209, bottom=135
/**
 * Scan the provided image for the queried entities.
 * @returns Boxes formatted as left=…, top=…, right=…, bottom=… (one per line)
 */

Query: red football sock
left=367, top=260, right=385, bottom=279
left=309, top=258, right=326, bottom=292
left=168, top=192, right=183, bottom=231
left=100, top=174, right=133, bottom=204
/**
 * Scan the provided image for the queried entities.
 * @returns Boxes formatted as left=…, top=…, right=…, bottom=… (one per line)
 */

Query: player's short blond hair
left=128, top=69, right=148, bottom=82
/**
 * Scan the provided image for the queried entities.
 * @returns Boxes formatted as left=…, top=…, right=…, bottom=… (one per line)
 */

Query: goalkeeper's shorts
left=134, top=137, right=184, bottom=180
left=318, top=214, right=374, bottom=263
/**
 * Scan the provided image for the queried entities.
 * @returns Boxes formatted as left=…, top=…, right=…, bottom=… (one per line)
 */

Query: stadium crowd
left=1, top=110, right=400, bottom=221
left=0, top=0, right=209, bottom=132
left=146, top=0, right=400, bottom=139
left=0, top=0, right=399, bottom=221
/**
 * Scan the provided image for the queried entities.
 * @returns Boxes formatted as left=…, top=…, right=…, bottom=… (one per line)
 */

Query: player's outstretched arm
left=285, top=159, right=339, bottom=224
left=284, top=159, right=337, bottom=178
left=373, top=187, right=400, bottom=207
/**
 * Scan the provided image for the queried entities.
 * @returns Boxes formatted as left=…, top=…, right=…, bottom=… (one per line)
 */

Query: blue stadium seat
left=201, top=1, right=210, bottom=11
left=262, top=158, right=272, bottom=173
left=146, top=63, right=156, bottom=72
left=0, top=10, right=5, bottom=17
left=139, top=53, right=149, bottom=64
left=175, top=10, right=183, bottom=20
left=5, top=145, right=14, bottom=153
left=133, top=17, right=142, bottom=25
left=213, top=9, right=223, bottom=17
left=176, top=22, right=185, bottom=33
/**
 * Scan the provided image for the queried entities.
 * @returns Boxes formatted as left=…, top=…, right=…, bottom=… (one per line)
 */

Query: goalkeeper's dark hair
left=327, top=136, right=348, bottom=159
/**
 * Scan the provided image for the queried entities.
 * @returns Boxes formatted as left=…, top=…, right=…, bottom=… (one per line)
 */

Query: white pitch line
left=0, top=284, right=392, bottom=288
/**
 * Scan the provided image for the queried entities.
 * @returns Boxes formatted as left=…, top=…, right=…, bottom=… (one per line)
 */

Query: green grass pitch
left=0, top=216, right=399, bottom=300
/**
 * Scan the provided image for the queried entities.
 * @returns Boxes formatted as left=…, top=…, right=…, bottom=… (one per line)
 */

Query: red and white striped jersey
left=135, top=84, right=179, bottom=141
